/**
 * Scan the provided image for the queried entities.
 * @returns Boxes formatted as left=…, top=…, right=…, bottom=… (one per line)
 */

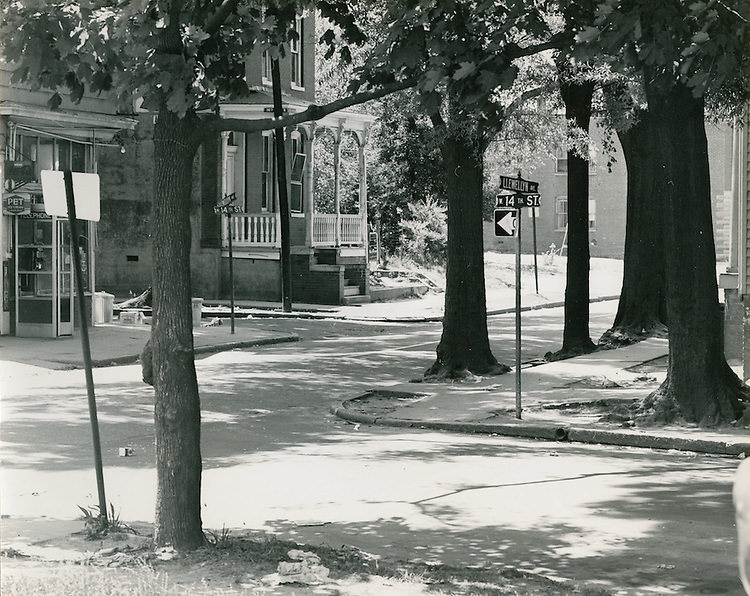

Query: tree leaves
left=578, top=0, right=748, bottom=102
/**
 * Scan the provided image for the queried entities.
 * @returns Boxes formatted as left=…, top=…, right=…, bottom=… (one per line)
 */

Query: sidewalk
left=331, top=337, right=750, bottom=457
left=0, top=320, right=299, bottom=370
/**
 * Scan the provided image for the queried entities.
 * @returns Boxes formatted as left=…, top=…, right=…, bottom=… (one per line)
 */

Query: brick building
left=95, top=10, right=375, bottom=307
left=484, top=121, right=735, bottom=262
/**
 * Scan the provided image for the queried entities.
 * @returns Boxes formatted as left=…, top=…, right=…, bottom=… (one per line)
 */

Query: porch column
left=300, top=124, right=315, bottom=247
left=220, top=131, right=229, bottom=248
left=358, top=128, right=369, bottom=246
left=333, top=123, right=343, bottom=246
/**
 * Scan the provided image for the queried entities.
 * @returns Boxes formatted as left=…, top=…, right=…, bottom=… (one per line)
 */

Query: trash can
left=192, top=298, right=203, bottom=327
left=93, top=291, right=115, bottom=324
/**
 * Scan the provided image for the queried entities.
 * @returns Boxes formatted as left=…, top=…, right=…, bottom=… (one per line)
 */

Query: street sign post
left=215, top=193, right=241, bottom=334
left=496, top=173, right=542, bottom=419
left=43, top=170, right=107, bottom=524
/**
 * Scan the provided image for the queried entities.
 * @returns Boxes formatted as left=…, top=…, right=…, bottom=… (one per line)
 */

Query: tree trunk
left=642, top=80, right=746, bottom=426
left=550, top=79, right=596, bottom=359
left=600, top=109, right=667, bottom=347
left=151, top=107, right=204, bottom=549
left=425, top=113, right=509, bottom=380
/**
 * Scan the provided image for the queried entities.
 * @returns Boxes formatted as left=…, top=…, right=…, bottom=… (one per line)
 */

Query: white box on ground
left=92, top=292, right=115, bottom=324
left=41, top=170, right=100, bottom=222
left=119, top=310, right=144, bottom=325
left=192, top=298, right=203, bottom=327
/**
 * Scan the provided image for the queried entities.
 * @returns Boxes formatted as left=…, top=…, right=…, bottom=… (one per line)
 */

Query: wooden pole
left=532, top=207, right=539, bottom=294
left=227, top=213, right=235, bottom=334
left=515, top=201, right=523, bottom=420
left=63, top=170, right=107, bottom=522
left=271, top=59, right=292, bottom=312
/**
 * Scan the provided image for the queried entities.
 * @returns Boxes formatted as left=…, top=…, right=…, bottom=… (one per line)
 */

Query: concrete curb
left=204, top=294, right=621, bottom=324
left=51, top=334, right=300, bottom=369
left=330, top=405, right=750, bottom=457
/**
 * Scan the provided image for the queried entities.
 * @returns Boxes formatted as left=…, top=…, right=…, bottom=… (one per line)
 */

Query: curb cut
left=50, top=334, right=300, bottom=370
left=330, top=405, right=750, bottom=457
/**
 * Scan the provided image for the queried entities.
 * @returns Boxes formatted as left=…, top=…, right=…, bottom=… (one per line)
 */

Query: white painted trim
left=221, top=250, right=280, bottom=261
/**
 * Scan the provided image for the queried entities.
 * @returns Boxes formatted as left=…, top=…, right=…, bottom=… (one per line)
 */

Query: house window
left=290, top=136, right=306, bottom=213
left=555, top=196, right=567, bottom=230
left=290, top=15, right=304, bottom=89
left=261, top=133, right=274, bottom=211
left=261, top=49, right=271, bottom=84
left=554, top=147, right=567, bottom=173
left=554, top=197, right=596, bottom=231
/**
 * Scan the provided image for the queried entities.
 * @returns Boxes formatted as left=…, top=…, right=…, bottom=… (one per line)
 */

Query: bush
left=393, top=197, right=447, bottom=267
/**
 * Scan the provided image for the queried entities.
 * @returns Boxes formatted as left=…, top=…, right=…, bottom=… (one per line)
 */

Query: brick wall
left=223, top=257, right=280, bottom=302
left=96, top=114, right=221, bottom=301
left=292, top=253, right=342, bottom=304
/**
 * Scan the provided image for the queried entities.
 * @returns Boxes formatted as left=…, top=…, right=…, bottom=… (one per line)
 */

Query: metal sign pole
left=515, top=199, right=523, bottom=420
left=532, top=207, right=539, bottom=294
left=63, top=170, right=107, bottom=522
left=227, top=213, right=235, bottom=334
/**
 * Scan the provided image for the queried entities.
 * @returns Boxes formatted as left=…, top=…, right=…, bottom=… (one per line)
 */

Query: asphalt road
left=1, top=303, right=745, bottom=595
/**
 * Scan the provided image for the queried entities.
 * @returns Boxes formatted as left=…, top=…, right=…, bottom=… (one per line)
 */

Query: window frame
left=290, top=135, right=306, bottom=214
left=290, top=15, right=304, bottom=90
left=555, top=196, right=568, bottom=231
left=261, top=133, right=275, bottom=212
left=261, top=49, right=271, bottom=85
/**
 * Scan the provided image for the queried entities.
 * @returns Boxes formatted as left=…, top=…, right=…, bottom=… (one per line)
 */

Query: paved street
left=1, top=302, right=745, bottom=594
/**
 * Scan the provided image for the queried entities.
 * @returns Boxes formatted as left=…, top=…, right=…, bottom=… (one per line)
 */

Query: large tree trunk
left=425, top=112, right=508, bottom=380
left=550, top=79, right=596, bottom=359
left=600, top=109, right=667, bottom=347
left=641, top=80, right=746, bottom=426
left=151, top=107, right=204, bottom=549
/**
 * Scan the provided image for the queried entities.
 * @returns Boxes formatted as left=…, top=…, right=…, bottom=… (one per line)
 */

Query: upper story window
left=261, top=133, right=274, bottom=211
left=290, top=134, right=306, bottom=213
left=261, top=49, right=271, bottom=85
left=554, top=147, right=567, bottom=174
left=290, top=15, right=304, bottom=89
left=5, top=133, right=87, bottom=191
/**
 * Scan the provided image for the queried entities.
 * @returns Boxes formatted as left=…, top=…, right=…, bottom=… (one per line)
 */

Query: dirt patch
left=2, top=528, right=614, bottom=595
left=342, top=390, right=428, bottom=417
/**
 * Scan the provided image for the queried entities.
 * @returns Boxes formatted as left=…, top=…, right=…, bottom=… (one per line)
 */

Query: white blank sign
left=41, top=170, right=101, bottom=222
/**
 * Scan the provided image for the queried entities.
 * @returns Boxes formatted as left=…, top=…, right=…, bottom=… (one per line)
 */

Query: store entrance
left=15, top=215, right=74, bottom=337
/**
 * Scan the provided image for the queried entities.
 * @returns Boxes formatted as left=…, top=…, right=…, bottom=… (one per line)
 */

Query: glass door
left=16, top=217, right=55, bottom=337
left=57, top=219, right=73, bottom=335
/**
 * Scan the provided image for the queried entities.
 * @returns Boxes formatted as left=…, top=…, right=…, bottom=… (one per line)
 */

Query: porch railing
left=228, top=213, right=279, bottom=247
left=313, top=214, right=363, bottom=246
left=225, top=212, right=364, bottom=248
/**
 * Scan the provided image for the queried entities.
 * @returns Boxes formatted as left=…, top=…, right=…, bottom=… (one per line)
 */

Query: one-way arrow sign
left=494, top=208, right=517, bottom=237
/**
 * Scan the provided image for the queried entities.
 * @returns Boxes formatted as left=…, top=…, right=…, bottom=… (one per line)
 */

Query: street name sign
left=494, top=208, right=517, bottom=237
left=498, top=175, right=539, bottom=195
left=496, top=194, right=541, bottom=208
left=214, top=205, right=242, bottom=214
left=214, top=192, right=241, bottom=214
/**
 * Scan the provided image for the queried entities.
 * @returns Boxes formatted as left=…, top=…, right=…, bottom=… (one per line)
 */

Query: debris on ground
left=262, top=549, right=331, bottom=586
